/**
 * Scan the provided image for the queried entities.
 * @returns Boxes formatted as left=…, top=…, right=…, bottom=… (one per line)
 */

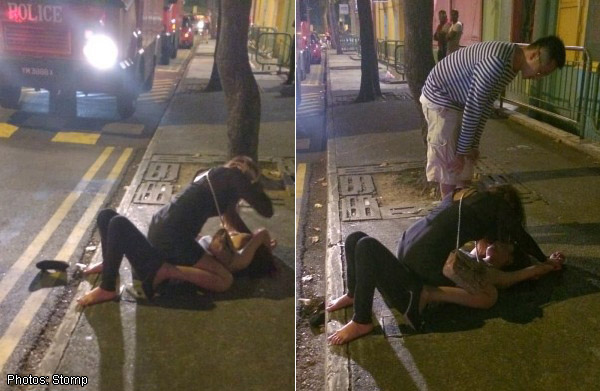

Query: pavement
left=28, top=40, right=295, bottom=391
left=324, top=49, right=600, bottom=390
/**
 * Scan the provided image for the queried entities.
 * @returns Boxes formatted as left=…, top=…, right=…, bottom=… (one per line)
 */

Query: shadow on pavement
left=422, top=264, right=600, bottom=333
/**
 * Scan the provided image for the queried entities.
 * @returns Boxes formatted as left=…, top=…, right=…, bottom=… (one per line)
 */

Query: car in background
left=179, top=15, right=194, bottom=48
left=309, top=33, right=322, bottom=64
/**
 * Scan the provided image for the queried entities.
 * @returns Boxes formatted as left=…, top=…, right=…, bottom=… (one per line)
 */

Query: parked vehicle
left=160, top=0, right=183, bottom=65
left=179, top=15, right=194, bottom=49
left=0, top=0, right=164, bottom=118
left=309, top=33, right=322, bottom=64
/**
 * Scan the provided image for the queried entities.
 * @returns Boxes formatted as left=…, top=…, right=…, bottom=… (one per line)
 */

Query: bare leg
left=327, top=321, right=374, bottom=345
left=423, top=284, right=498, bottom=309
left=82, top=261, right=103, bottom=275
left=77, top=287, right=119, bottom=307
left=326, top=293, right=354, bottom=312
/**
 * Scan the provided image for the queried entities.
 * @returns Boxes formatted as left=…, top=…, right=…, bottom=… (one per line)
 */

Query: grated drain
left=338, top=161, right=424, bottom=175
left=133, top=182, right=173, bottom=205
left=340, top=195, right=381, bottom=221
left=475, top=158, right=545, bottom=204
left=339, top=175, right=375, bottom=196
left=380, top=204, right=433, bottom=220
left=143, top=162, right=180, bottom=181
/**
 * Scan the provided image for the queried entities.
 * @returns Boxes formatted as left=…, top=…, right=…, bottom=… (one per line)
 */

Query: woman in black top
left=78, top=156, right=275, bottom=307
left=327, top=185, right=565, bottom=344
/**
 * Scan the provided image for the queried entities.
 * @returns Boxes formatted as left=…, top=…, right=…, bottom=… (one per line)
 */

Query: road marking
left=296, top=163, right=306, bottom=232
left=0, top=147, right=113, bottom=306
left=0, top=123, right=18, bottom=138
left=0, top=147, right=132, bottom=369
left=52, top=131, right=101, bottom=145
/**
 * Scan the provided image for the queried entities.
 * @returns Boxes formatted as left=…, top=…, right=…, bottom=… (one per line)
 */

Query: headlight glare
left=83, top=34, right=118, bottom=70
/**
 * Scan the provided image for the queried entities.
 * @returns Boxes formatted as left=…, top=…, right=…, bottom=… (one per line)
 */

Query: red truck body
left=0, top=0, right=164, bottom=118
left=160, top=0, right=183, bottom=63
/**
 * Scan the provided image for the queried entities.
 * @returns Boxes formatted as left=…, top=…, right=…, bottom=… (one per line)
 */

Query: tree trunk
left=217, top=0, right=260, bottom=161
left=403, top=0, right=435, bottom=143
left=205, top=0, right=222, bottom=92
left=355, top=0, right=381, bottom=102
left=328, top=2, right=342, bottom=54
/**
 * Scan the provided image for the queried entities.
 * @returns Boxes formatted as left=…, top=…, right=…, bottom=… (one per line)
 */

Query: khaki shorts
left=420, top=95, right=474, bottom=185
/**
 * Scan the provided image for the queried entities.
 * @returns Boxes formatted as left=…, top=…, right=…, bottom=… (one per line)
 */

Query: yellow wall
left=557, top=0, right=588, bottom=61
left=252, top=0, right=292, bottom=34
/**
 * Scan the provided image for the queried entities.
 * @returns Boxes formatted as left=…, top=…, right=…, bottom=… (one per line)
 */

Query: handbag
left=206, top=169, right=236, bottom=266
left=443, top=189, right=487, bottom=293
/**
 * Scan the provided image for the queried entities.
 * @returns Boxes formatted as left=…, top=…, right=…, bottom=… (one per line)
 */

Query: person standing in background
left=434, top=10, right=450, bottom=61
left=447, top=9, right=463, bottom=55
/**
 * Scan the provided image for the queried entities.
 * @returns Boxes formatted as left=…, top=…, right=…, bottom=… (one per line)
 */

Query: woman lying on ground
left=326, top=184, right=565, bottom=345
left=77, top=156, right=275, bottom=307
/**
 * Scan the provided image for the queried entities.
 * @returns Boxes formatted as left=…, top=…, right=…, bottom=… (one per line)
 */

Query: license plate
left=21, top=66, right=54, bottom=77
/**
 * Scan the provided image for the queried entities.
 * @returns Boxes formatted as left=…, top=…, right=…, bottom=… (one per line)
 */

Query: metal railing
left=377, top=39, right=402, bottom=66
left=340, top=34, right=360, bottom=52
left=249, top=26, right=277, bottom=49
left=252, top=32, right=292, bottom=73
left=500, top=44, right=593, bottom=137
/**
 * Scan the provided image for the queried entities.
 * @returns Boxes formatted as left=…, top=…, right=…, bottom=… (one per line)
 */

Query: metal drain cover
left=380, top=204, right=432, bottom=220
left=338, top=161, right=424, bottom=175
left=143, top=162, right=180, bottom=181
left=339, top=175, right=375, bottom=196
left=133, top=182, right=173, bottom=205
left=340, top=195, right=381, bottom=221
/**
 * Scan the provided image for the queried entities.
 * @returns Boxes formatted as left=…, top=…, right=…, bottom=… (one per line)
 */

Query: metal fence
left=340, top=34, right=360, bottom=52
left=501, top=44, right=594, bottom=137
left=251, top=31, right=293, bottom=73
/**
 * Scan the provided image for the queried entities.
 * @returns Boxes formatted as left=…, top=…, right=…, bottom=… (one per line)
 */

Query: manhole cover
left=143, top=162, right=180, bottom=181
left=340, top=195, right=381, bottom=221
left=475, top=159, right=544, bottom=204
left=339, top=175, right=375, bottom=196
left=133, top=182, right=173, bottom=205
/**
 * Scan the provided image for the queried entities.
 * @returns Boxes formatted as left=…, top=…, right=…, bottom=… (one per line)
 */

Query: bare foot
left=326, top=294, right=354, bottom=312
left=327, top=320, right=374, bottom=345
left=82, top=261, right=103, bottom=275
left=77, top=287, right=119, bottom=307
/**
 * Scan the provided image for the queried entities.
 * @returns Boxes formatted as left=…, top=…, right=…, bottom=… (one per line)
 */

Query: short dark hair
left=528, top=35, right=566, bottom=69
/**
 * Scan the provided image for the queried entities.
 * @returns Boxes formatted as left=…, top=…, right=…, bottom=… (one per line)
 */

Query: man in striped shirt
left=420, top=36, right=565, bottom=197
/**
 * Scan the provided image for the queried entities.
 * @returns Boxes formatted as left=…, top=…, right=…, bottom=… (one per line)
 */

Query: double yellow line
left=0, top=146, right=132, bottom=370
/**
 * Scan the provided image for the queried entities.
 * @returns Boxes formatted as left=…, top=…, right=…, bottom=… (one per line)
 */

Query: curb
left=323, top=50, right=350, bottom=391
left=505, top=110, right=600, bottom=162
left=34, top=47, right=198, bottom=379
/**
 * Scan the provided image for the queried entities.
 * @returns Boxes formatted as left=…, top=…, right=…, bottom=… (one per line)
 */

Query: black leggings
left=345, top=231, right=422, bottom=324
left=97, top=209, right=164, bottom=292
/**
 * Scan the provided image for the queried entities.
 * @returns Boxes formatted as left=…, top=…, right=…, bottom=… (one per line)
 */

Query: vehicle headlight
left=83, top=33, right=118, bottom=70
left=197, top=21, right=204, bottom=30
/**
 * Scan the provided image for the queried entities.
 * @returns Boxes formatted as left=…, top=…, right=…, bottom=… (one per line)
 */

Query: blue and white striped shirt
left=422, top=41, right=517, bottom=154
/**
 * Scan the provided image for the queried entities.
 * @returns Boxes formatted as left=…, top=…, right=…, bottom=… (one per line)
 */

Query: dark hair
left=451, top=9, right=459, bottom=16
left=528, top=35, right=566, bottom=69
left=225, top=155, right=259, bottom=179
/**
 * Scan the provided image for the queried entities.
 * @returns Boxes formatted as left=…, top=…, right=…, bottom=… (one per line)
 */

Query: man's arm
left=456, top=57, right=506, bottom=155
left=223, top=204, right=251, bottom=234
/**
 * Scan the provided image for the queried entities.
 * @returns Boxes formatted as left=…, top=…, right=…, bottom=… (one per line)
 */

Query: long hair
left=224, top=155, right=259, bottom=181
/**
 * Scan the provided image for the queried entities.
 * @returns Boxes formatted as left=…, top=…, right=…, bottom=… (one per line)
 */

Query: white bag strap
left=205, top=169, right=226, bottom=228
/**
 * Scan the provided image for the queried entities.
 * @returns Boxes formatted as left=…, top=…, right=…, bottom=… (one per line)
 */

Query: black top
left=147, top=166, right=273, bottom=264
left=396, top=189, right=546, bottom=286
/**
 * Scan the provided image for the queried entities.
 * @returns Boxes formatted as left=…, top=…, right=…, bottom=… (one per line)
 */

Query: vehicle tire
left=170, top=35, right=178, bottom=59
left=142, top=56, right=156, bottom=92
left=49, top=89, right=77, bottom=117
left=117, top=65, right=142, bottom=119
left=160, top=34, right=171, bottom=65
left=117, top=91, right=137, bottom=119
left=0, top=85, right=21, bottom=109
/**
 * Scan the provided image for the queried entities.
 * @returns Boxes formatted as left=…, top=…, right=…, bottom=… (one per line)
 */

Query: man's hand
left=449, top=154, right=466, bottom=173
